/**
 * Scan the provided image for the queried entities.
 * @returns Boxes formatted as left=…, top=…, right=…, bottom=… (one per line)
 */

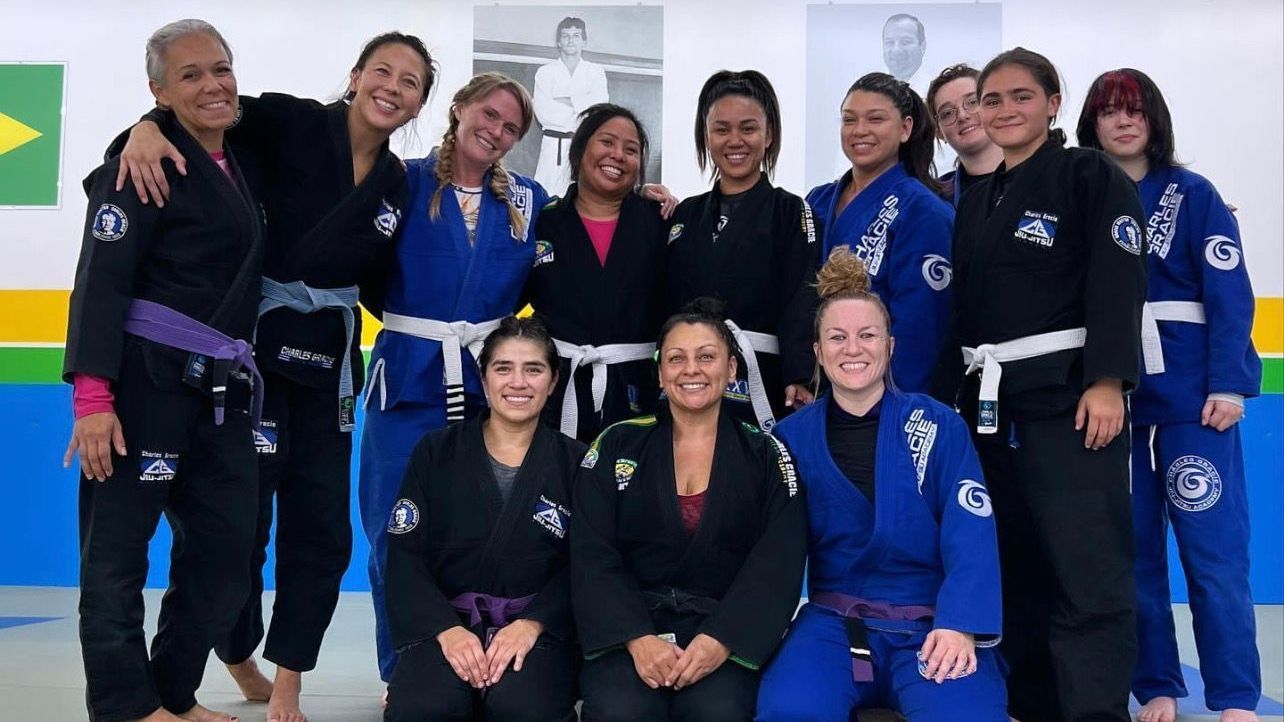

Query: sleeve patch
left=387, top=499, right=420, bottom=534
left=91, top=203, right=129, bottom=241
left=1203, top=235, right=1241, bottom=271
left=1110, top=216, right=1143, bottom=255
left=921, top=254, right=952, bottom=291
left=956, top=479, right=992, bottom=517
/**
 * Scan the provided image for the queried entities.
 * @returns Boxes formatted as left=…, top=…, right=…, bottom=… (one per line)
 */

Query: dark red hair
left=1076, top=68, right=1178, bottom=167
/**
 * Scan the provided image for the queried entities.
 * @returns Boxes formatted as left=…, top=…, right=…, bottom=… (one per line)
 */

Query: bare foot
left=1220, top=709, right=1258, bottom=722
left=267, top=667, right=306, bottom=722
left=382, top=688, right=389, bottom=708
left=128, top=708, right=185, bottom=722
left=177, top=703, right=238, bottom=722
left=226, top=657, right=273, bottom=703
left=1137, top=696, right=1177, bottom=722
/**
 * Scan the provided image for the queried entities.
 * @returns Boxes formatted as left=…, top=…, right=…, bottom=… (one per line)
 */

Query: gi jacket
left=385, top=415, right=586, bottom=648
left=666, top=175, right=822, bottom=409
left=775, top=391, right=1002, bottom=641
left=939, top=140, right=1148, bottom=419
left=66, top=112, right=264, bottom=390
left=808, top=164, right=955, bottom=393
left=522, top=186, right=668, bottom=439
left=570, top=405, right=807, bottom=669
left=1132, top=165, right=1261, bottom=425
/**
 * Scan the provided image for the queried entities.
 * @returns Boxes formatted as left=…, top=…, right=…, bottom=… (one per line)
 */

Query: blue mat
left=1129, top=663, right=1284, bottom=714
left=0, top=616, right=62, bottom=630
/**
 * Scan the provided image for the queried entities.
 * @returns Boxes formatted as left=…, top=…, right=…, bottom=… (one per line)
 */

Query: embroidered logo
left=387, top=499, right=419, bottom=534
left=956, top=479, right=993, bottom=517
left=534, top=239, right=555, bottom=267
left=800, top=201, right=817, bottom=244
left=509, top=181, right=533, bottom=242
left=278, top=346, right=336, bottom=369
left=92, top=203, right=129, bottom=242
left=766, top=434, right=799, bottom=498
left=854, top=194, right=899, bottom=276
left=904, top=408, right=938, bottom=493
left=1014, top=210, right=1057, bottom=248
left=668, top=224, right=684, bottom=244
left=1111, top=216, right=1143, bottom=255
left=532, top=495, right=571, bottom=539
left=1167, top=455, right=1222, bottom=512
left=374, top=198, right=401, bottom=238
left=614, top=458, right=638, bottom=491
left=921, top=254, right=952, bottom=291
left=1204, top=235, right=1241, bottom=271
left=139, top=451, right=179, bottom=482
left=581, top=446, right=599, bottom=469
left=1146, top=182, right=1182, bottom=258
left=253, top=420, right=278, bottom=455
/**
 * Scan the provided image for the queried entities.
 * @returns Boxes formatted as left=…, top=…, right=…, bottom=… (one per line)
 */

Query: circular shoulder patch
left=387, top=499, right=420, bottom=534
left=956, top=479, right=993, bottom=517
left=91, top=203, right=129, bottom=242
left=921, top=253, right=952, bottom=291
left=1110, top=216, right=1143, bottom=255
left=1203, top=235, right=1241, bottom=271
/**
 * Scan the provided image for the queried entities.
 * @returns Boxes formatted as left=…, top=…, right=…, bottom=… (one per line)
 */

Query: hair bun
left=816, top=246, right=872, bottom=299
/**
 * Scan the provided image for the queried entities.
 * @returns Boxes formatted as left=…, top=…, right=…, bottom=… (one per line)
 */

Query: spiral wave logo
left=956, top=479, right=992, bottom=517
left=921, top=254, right=952, bottom=291
left=1166, top=455, right=1222, bottom=512
left=1204, top=235, right=1241, bottom=271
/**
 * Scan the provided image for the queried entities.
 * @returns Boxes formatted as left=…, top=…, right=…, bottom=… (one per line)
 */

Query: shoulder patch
left=956, top=479, right=992, bottom=517
left=92, top=203, right=129, bottom=242
left=583, top=415, right=657, bottom=469
left=543, top=197, right=560, bottom=210
left=1110, top=216, right=1143, bottom=255
left=668, top=223, right=684, bottom=244
left=921, top=254, right=952, bottom=291
left=387, top=499, right=419, bottom=534
left=1203, top=235, right=1241, bottom=271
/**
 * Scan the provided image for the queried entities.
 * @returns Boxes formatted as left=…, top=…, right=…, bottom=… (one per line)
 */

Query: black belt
left=542, top=129, right=575, bottom=165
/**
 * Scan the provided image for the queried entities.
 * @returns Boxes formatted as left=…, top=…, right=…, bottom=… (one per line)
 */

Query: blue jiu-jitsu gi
left=1131, top=164, right=1262, bottom=712
left=358, top=151, right=547, bottom=680
left=807, top=165, right=953, bottom=393
left=757, top=390, right=1006, bottom=721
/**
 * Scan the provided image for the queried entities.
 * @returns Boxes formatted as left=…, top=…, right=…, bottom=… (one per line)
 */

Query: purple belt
left=449, top=592, right=536, bottom=629
left=123, top=299, right=263, bottom=429
left=811, top=591, right=935, bottom=683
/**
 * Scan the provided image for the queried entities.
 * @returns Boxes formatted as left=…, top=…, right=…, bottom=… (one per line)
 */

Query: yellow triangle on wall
left=0, top=111, right=42, bottom=156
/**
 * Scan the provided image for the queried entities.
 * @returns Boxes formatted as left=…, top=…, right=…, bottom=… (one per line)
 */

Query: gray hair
left=145, top=19, right=233, bottom=85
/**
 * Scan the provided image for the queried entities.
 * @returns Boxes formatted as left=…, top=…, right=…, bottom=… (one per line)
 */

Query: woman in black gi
left=383, top=316, right=584, bottom=722
left=522, top=103, right=669, bottom=442
left=933, top=47, right=1147, bottom=722
left=571, top=298, right=808, bottom=721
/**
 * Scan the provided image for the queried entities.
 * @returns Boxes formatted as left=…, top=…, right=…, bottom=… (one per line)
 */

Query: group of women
left=60, top=16, right=1261, bottom=722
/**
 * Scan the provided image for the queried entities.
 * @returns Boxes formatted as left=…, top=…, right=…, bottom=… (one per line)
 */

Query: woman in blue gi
left=1077, top=69, right=1263, bottom=722
left=360, top=72, right=547, bottom=683
left=63, top=20, right=264, bottom=722
left=757, top=247, right=1006, bottom=721
left=806, top=73, right=954, bottom=394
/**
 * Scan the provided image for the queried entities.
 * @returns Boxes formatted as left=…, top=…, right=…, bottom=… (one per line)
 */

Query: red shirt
left=580, top=215, right=618, bottom=266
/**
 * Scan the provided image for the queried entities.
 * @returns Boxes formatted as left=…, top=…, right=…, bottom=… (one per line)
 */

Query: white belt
left=1141, top=301, right=1206, bottom=375
left=962, top=327, right=1088, bottom=408
left=725, top=320, right=781, bottom=431
left=374, top=312, right=503, bottom=419
left=553, top=339, right=656, bottom=437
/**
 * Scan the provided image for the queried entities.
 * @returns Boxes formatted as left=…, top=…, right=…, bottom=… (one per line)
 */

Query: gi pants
left=384, top=632, right=576, bottom=722
left=216, top=369, right=353, bottom=672
left=580, top=647, right=759, bottom=722
left=756, top=604, right=1008, bottom=721
left=972, top=407, right=1137, bottom=722
left=358, top=399, right=483, bottom=681
left=79, top=343, right=257, bottom=721
left=1131, top=422, right=1260, bottom=711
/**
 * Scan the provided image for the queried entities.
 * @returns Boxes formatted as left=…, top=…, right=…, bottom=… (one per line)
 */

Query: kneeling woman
left=383, top=316, right=584, bottom=722
left=572, top=299, right=807, bottom=722
left=757, top=248, right=1006, bottom=721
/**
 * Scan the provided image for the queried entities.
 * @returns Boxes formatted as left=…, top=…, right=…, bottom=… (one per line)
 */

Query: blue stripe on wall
left=2, top=384, right=1281, bottom=602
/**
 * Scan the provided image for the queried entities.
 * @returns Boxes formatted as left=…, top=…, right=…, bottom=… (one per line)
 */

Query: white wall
left=1, top=0, right=1280, bottom=293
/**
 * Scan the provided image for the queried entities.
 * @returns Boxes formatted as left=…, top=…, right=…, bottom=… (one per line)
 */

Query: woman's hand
left=115, top=120, right=187, bottom=207
left=1075, top=377, right=1124, bottom=449
left=1201, top=397, right=1244, bottom=432
left=785, top=383, right=814, bottom=410
left=626, top=634, right=681, bottom=689
left=64, top=412, right=126, bottom=482
left=436, top=626, right=488, bottom=688
left=483, top=619, right=542, bottom=686
left=666, top=633, right=729, bottom=690
left=640, top=183, right=679, bottom=219
left=919, top=628, right=976, bottom=684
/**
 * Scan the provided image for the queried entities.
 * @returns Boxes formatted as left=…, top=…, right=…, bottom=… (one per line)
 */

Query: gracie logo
left=1145, top=182, right=1182, bottom=259
left=956, top=479, right=993, bottom=517
left=904, top=409, right=938, bottom=493
left=800, top=202, right=817, bottom=244
left=387, top=499, right=419, bottom=534
left=1204, top=235, right=1241, bottom=271
left=253, top=420, right=278, bottom=455
left=92, top=203, right=129, bottom=242
left=509, top=182, right=533, bottom=242
left=921, top=254, right=952, bottom=291
left=532, top=495, right=571, bottom=539
left=1166, top=455, right=1222, bottom=512
left=533, top=239, right=555, bottom=267
left=1014, top=210, right=1057, bottom=247
left=1111, top=216, right=1143, bottom=255
left=854, top=195, right=899, bottom=276
left=614, top=458, right=637, bottom=491
left=374, top=198, right=401, bottom=238
left=767, top=434, right=799, bottom=498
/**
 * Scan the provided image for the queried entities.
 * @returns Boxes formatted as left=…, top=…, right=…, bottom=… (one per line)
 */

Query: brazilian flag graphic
left=0, top=63, right=65, bottom=206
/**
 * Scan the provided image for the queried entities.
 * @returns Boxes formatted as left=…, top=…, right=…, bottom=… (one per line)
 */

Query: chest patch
left=614, top=458, right=637, bottom=491
left=374, top=198, right=401, bottom=238
left=533, top=239, right=555, bottom=267
left=253, top=420, right=278, bottom=455
left=921, top=254, right=952, bottom=291
left=903, top=408, right=938, bottom=493
left=532, top=495, right=570, bottom=538
left=1014, top=210, right=1057, bottom=248
left=668, top=223, right=684, bottom=244
left=92, top=203, right=129, bottom=242
left=1145, top=182, right=1182, bottom=259
left=1111, top=216, right=1143, bottom=255
left=854, top=194, right=899, bottom=276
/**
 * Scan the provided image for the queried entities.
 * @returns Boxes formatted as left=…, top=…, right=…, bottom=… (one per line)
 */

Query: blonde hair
left=812, top=246, right=894, bottom=390
left=429, top=72, right=535, bottom=237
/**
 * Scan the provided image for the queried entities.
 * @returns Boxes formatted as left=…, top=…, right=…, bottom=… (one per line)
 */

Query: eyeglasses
left=936, top=95, right=980, bottom=127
